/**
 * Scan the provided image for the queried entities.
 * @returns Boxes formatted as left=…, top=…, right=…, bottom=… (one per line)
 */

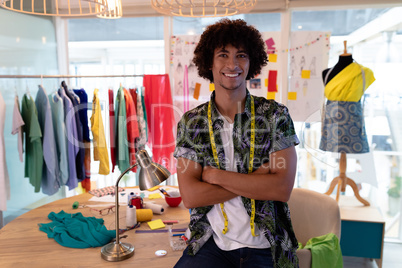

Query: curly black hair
left=193, top=18, right=268, bottom=83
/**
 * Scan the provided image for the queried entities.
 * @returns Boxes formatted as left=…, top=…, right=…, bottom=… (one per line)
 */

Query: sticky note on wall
left=193, top=83, right=201, bottom=100
left=268, top=54, right=277, bottom=63
left=301, top=70, right=311, bottom=79
left=268, top=70, right=278, bottom=92
left=288, top=92, right=297, bottom=100
left=267, top=92, right=276, bottom=100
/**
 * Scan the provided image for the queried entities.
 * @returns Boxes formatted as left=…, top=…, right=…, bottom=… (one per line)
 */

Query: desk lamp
left=101, top=149, right=171, bottom=261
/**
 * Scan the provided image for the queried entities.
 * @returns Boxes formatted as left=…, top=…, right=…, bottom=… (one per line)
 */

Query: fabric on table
left=38, top=210, right=115, bottom=248
left=88, top=186, right=125, bottom=197
left=298, top=232, right=343, bottom=268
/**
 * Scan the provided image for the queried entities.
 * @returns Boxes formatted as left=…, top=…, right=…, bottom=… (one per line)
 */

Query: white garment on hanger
left=11, top=95, right=25, bottom=162
left=0, top=92, right=11, bottom=211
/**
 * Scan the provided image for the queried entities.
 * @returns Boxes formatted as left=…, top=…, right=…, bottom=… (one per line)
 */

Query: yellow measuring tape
left=207, top=96, right=257, bottom=236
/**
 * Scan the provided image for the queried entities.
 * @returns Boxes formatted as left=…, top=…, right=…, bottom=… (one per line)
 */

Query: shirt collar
left=209, top=89, right=252, bottom=124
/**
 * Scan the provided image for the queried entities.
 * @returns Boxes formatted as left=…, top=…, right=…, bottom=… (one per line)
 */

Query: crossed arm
left=177, top=146, right=297, bottom=209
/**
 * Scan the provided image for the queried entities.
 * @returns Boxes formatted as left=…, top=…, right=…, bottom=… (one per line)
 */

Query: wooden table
left=339, top=197, right=385, bottom=268
left=0, top=187, right=190, bottom=267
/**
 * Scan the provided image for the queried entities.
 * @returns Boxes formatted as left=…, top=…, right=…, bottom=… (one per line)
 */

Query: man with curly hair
left=174, top=18, right=299, bottom=267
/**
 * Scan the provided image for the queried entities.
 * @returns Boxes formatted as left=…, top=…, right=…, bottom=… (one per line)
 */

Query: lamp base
left=101, top=242, right=135, bottom=262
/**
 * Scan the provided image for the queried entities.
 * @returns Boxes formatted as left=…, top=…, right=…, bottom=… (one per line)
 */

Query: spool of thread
left=127, top=192, right=136, bottom=204
left=126, top=205, right=137, bottom=227
left=136, top=209, right=153, bottom=222
left=144, top=202, right=165, bottom=215
left=72, top=201, right=79, bottom=209
left=131, top=197, right=143, bottom=209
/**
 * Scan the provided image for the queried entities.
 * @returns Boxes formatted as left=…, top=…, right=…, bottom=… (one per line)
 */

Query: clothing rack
left=0, top=73, right=146, bottom=228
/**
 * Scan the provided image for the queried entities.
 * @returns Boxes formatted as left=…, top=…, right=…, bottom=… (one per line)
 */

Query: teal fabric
left=38, top=210, right=115, bottom=248
left=298, top=233, right=343, bottom=268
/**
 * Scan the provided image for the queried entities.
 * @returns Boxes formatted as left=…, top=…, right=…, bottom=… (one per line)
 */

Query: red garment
left=123, top=88, right=140, bottom=168
left=108, top=89, right=116, bottom=173
left=129, top=88, right=138, bottom=112
left=143, top=74, right=176, bottom=174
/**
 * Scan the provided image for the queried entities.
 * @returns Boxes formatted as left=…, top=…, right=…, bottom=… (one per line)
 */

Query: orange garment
left=123, top=88, right=140, bottom=168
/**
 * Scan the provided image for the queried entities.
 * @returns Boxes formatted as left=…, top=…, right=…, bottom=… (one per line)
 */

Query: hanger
left=340, top=40, right=352, bottom=56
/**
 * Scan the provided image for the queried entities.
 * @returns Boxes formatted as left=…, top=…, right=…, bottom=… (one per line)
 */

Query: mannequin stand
left=325, top=152, right=370, bottom=206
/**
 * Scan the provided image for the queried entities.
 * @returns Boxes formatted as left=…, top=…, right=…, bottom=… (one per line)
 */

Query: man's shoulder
left=252, top=95, right=288, bottom=114
left=181, top=101, right=209, bottom=119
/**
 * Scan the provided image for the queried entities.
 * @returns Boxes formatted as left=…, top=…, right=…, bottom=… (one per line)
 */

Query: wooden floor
left=343, top=242, right=402, bottom=268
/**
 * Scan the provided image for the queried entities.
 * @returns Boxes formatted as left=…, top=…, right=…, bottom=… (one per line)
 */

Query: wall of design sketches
left=170, top=31, right=330, bottom=123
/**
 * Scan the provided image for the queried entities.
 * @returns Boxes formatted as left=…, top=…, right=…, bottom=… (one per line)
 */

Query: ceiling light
left=0, top=0, right=108, bottom=17
left=151, top=0, right=257, bottom=18
left=96, top=0, right=122, bottom=19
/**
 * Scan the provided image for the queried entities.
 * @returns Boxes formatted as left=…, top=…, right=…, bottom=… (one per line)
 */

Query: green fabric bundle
left=39, top=210, right=115, bottom=248
left=298, top=232, right=343, bottom=268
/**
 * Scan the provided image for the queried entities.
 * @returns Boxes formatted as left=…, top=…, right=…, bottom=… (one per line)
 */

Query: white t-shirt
left=207, top=114, right=270, bottom=251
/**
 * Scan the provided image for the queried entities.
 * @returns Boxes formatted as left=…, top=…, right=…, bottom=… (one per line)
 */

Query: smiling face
left=211, top=44, right=250, bottom=92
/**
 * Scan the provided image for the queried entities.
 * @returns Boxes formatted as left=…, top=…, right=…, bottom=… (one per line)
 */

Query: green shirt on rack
left=21, top=94, right=43, bottom=192
left=115, top=86, right=130, bottom=172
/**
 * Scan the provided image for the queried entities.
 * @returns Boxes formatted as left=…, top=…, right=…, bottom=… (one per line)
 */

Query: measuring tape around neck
left=207, top=95, right=257, bottom=236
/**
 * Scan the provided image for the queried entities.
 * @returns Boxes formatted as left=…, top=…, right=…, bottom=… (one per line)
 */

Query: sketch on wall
left=287, top=31, right=331, bottom=122
left=170, top=31, right=330, bottom=124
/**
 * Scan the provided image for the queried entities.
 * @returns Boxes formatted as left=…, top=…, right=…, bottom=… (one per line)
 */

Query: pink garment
left=108, top=89, right=116, bottom=173
left=143, top=74, right=176, bottom=174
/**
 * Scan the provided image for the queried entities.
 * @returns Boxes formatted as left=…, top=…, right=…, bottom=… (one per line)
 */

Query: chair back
left=288, top=188, right=341, bottom=245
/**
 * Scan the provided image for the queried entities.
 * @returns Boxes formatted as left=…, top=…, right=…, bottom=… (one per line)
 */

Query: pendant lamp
left=151, top=0, right=257, bottom=18
left=0, top=0, right=108, bottom=17
left=96, top=0, right=122, bottom=19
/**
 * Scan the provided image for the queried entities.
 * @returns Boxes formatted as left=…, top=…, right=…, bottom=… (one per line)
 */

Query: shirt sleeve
left=270, top=105, right=300, bottom=154
left=173, top=116, right=200, bottom=164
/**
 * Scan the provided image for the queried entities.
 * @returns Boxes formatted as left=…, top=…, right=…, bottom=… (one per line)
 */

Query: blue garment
left=175, top=236, right=274, bottom=268
left=62, top=84, right=85, bottom=182
left=58, top=88, right=79, bottom=190
left=38, top=210, right=115, bottom=248
left=49, top=92, right=69, bottom=186
left=320, top=100, right=369, bottom=153
left=73, top=89, right=90, bottom=142
left=35, top=85, right=60, bottom=195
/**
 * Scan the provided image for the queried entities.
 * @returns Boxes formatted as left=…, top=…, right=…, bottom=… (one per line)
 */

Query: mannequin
left=320, top=40, right=371, bottom=206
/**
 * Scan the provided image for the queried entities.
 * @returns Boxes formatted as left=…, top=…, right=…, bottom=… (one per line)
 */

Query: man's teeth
left=225, top=73, right=239, bottom=77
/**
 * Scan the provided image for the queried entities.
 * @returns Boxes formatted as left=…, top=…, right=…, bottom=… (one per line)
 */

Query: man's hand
left=202, top=165, right=221, bottom=185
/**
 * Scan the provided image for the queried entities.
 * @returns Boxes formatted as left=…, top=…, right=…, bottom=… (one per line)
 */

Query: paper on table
left=147, top=219, right=165, bottom=230
left=89, top=191, right=128, bottom=204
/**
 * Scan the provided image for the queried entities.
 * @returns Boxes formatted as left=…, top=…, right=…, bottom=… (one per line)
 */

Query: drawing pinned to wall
left=171, top=32, right=283, bottom=115
left=250, top=78, right=261, bottom=89
left=287, top=32, right=331, bottom=122
left=265, top=37, right=276, bottom=54
left=309, top=56, right=317, bottom=76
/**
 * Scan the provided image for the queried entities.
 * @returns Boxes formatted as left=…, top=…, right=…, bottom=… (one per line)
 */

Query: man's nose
left=226, top=56, right=238, bottom=69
